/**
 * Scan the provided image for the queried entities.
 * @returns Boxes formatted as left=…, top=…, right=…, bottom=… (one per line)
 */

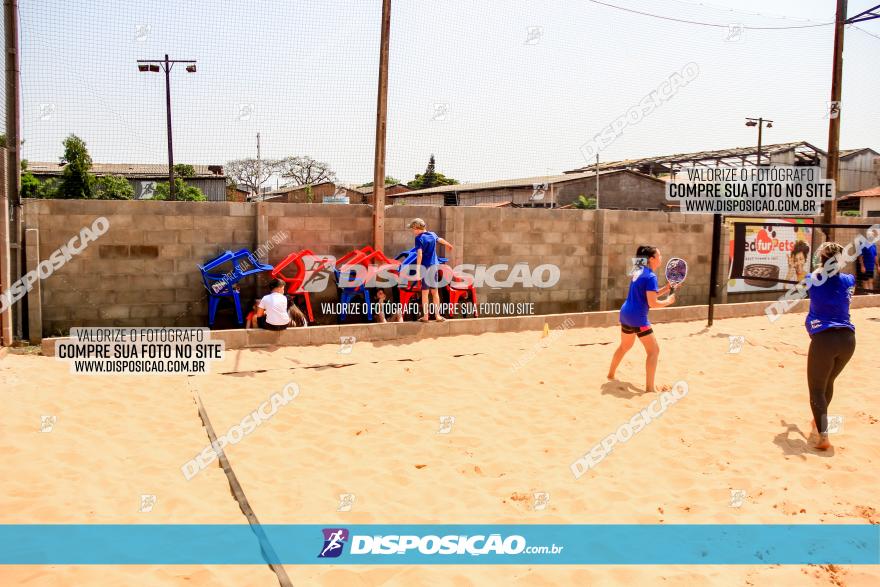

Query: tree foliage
left=153, top=178, right=206, bottom=201
left=94, top=175, right=135, bottom=200
left=20, top=160, right=41, bottom=199
left=573, top=195, right=597, bottom=210
left=173, top=163, right=196, bottom=178
left=358, top=176, right=401, bottom=188
left=407, top=154, right=457, bottom=190
left=225, top=157, right=279, bottom=196
left=58, top=134, right=94, bottom=199
left=277, top=155, right=336, bottom=186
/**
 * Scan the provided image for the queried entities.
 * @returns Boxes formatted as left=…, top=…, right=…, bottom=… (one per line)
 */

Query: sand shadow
left=773, top=420, right=835, bottom=458
left=601, top=379, right=644, bottom=399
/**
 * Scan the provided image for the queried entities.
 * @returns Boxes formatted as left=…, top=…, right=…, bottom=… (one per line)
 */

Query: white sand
left=1, top=307, right=879, bottom=585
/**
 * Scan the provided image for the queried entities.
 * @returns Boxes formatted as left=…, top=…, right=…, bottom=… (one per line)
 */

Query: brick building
left=389, top=169, right=669, bottom=210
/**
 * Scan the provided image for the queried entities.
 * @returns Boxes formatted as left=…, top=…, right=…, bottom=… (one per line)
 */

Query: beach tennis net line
left=729, top=221, right=880, bottom=295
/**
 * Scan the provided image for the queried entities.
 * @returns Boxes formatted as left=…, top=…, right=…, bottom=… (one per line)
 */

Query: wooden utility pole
left=823, top=0, right=847, bottom=238
left=371, top=0, right=391, bottom=251
left=2, top=0, right=21, bottom=345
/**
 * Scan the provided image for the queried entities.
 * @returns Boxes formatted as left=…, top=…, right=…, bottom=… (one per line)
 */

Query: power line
left=664, top=0, right=827, bottom=24
left=586, top=0, right=833, bottom=30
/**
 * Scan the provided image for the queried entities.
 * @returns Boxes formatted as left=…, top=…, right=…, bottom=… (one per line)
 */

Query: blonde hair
left=817, top=241, right=844, bottom=265
left=408, top=218, right=426, bottom=229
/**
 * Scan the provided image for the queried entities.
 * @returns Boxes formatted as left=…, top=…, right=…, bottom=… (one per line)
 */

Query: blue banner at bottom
left=0, top=525, right=877, bottom=565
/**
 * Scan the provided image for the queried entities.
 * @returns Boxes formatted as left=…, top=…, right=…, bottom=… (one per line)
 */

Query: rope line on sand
left=186, top=379, right=294, bottom=587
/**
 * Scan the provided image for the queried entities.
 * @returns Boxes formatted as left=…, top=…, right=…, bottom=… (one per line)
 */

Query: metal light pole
left=137, top=55, right=196, bottom=201
left=745, top=117, right=773, bottom=166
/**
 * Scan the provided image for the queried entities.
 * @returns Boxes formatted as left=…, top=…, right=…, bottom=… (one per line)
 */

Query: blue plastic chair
left=230, top=249, right=273, bottom=277
left=335, top=266, right=372, bottom=322
left=197, top=249, right=273, bottom=326
left=395, top=247, right=447, bottom=265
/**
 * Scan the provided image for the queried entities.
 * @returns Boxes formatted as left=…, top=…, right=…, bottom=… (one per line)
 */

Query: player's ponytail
left=635, top=245, right=658, bottom=260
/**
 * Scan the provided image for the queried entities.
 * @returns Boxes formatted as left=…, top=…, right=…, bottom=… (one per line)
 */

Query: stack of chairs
left=395, top=247, right=478, bottom=318
left=271, top=249, right=334, bottom=324
left=198, top=249, right=273, bottom=326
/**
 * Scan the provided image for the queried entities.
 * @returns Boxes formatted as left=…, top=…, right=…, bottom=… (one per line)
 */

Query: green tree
left=94, top=175, right=135, bottom=200
left=173, top=163, right=196, bottom=178
left=36, top=178, right=60, bottom=199
left=407, top=155, right=457, bottom=190
left=358, top=176, right=401, bottom=188
left=58, top=134, right=94, bottom=199
left=20, top=160, right=41, bottom=199
left=153, top=178, right=206, bottom=201
left=573, top=195, right=597, bottom=210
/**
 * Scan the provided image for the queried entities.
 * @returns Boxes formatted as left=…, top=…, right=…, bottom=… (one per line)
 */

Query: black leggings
left=807, top=327, right=855, bottom=434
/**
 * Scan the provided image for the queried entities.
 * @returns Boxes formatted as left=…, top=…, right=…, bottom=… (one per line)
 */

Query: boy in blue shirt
left=857, top=242, right=876, bottom=291
left=409, top=218, right=454, bottom=322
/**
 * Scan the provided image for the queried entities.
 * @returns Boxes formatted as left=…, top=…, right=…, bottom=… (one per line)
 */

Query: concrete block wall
left=23, top=200, right=257, bottom=336
left=461, top=207, right=598, bottom=314
left=30, top=199, right=865, bottom=339
left=600, top=210, right=715, bottom=310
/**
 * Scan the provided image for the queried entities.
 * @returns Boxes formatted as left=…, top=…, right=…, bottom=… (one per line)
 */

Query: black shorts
left=258, top=317, right=288, bottom=331
left=621, top=323, right=653, bottom=337
left=856, top=270, right=873, bottom=282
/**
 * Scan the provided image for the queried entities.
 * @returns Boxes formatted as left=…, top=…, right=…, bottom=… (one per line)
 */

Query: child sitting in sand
left=245, top=301, right=260, bottom=329
left=375, top=288, right=403, bottom=323
left=287, top=299, right=308, bottom=327
left=253, top=278, right=291, bottom=331
left=409, top=218, right=454, bottom=322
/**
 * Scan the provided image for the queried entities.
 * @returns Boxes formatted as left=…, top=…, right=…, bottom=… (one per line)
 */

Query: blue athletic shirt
left=805, top=272, right=855, bottom=336
left=860, top=244, right=877, bottom=273
left=620, top=266, right=658, bottom=328
left=414, top=231, right=439, bottom=268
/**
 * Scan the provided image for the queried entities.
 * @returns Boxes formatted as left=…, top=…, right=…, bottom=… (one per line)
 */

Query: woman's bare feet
left=814, top=434, right=832, bottom=450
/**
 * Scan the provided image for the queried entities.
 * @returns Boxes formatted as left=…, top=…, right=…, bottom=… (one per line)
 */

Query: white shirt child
left=258, top=292, right=291, bottom=326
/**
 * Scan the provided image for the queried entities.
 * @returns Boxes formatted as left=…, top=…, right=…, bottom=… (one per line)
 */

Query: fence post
left=0, top=147, right=11, bottom=346
left=24, top=227, right=41, bottom=343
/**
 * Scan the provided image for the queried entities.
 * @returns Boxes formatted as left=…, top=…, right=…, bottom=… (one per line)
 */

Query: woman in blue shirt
left=805, top=242, right=856, bottom=450
left=607, top=245, right=678, bottom=393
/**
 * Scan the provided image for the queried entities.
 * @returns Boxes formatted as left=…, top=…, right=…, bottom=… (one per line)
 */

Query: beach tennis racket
left=665, top=257, right=688, bottom=293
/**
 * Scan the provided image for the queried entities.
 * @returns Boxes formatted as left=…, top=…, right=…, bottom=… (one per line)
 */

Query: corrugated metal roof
left=358, top=183, right=409, bottom=194
left=28, top=162, right=225, bottom=178
left=565, top=141, right=827, bottom=174
left=395, top=169, right=654, bottom=197
left=841, top=186, right=880, bottom=199
left=840, top=147, right=880, bottom=159
left=264, top=181, right=365, bottom=196
left=472, top=201, right=515, bottom=207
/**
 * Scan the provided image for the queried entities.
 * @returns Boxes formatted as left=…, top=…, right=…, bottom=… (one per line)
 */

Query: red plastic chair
left=271, top=249, right=333, bottom=323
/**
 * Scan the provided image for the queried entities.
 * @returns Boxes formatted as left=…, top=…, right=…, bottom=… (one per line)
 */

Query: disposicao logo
left=318, top=528, right=349, bottom=558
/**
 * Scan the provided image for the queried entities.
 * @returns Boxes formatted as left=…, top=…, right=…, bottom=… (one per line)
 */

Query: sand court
left=2, top=308, right=879, bottom=585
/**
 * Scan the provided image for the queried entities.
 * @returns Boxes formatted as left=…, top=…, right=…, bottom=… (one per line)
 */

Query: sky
left=13, top=0, right=880, bottom=186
